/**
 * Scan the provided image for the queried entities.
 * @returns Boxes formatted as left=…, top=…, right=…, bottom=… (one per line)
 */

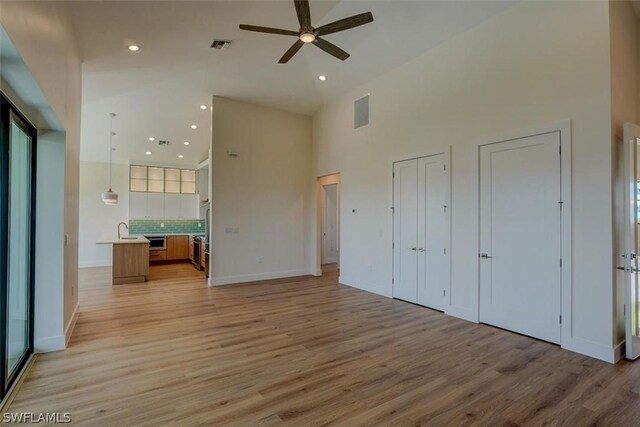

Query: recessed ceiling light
left=128, top=45, right=140, bottom=52
left=145, top=151, right=151, bottom=155
left=190, top=125, right=197, bottom=129
left=319, top=75, right=327, bottom=81
left=178, top=155, right=184, bottom=159
left=200, top=105, right=207, bottom=110
left=148, top=137, right=155, bottom=141
left=184, top=141, right=190, bottom=145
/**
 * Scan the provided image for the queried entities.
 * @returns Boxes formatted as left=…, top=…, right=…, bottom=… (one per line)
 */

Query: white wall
left=611, top=0, right=640, bottom=348
left=34, top=132, right=65, bottom=351
left=0, top=1, right=82, bottom=345
left=78, top=161, right=130, bottom=267
left=311, top=1, right=615, bottom=361
left=211, top=97, right=312, bottom=285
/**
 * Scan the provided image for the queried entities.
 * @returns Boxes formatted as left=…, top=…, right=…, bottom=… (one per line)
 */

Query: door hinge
left=444, top=205, right=447, bottom=213
left=443, top=164, right=446, bottom=171
left=392, top=242, right=395, bottom=249
left=559, top=144, right=562, bottom=155
left=392, top=278, right=394, bottom=284
left=392, top=172, right=395, bottom=178
left=444, top=248, right=446, bottom=255
left=559, top=201, right=563, bottom=210
left=624, top=303, right=626, bottom=316
left=560, top=258, right=562, bottom=268
left=391, top=206, right=395, bottom=214
left=559, top=315, right=562, bottom=324
left=443, top=290, right=446, bottom=296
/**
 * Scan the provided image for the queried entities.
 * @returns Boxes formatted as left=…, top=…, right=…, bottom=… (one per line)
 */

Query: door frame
left=316, top=173, right=340, bottom=275
left=0, top=93, right=38, bottom=400
left=391, top=147, right=452, bottom=308
left=476, top=120, right=572, bottom=349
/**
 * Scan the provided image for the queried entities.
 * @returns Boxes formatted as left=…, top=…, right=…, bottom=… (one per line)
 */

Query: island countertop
left=96, top=235, right=150, bottom=245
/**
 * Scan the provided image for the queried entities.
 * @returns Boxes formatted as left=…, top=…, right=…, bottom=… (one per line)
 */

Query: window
left=129, top=165, right=196, bottom=194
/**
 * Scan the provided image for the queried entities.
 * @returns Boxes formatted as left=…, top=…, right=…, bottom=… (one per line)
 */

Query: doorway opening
left=317, top=173, right=340, bottom=276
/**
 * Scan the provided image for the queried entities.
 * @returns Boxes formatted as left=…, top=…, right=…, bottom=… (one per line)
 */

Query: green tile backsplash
left=129, top=219, right=205, bottom=235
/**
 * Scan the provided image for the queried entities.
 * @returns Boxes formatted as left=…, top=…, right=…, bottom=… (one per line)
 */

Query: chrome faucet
left=118, top=222, right=129, bottom=240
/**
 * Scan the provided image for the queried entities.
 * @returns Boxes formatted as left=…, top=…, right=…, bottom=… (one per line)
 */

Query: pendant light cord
left=109, top=113, right=115, bottom=191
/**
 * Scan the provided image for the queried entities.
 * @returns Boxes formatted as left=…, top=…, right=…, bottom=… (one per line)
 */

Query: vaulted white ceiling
left=72, top=1, right=514, bottom=165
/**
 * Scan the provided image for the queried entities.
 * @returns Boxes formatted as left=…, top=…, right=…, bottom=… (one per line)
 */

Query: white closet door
left=417, top=154, right=449, bottom=311
left=479, top=132, right=561, bottom=344
left=393, top=159, right=418, bottom=303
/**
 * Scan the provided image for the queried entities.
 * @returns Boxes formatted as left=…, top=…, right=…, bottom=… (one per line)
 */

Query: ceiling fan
left=239, top=0, right=374, bottom=64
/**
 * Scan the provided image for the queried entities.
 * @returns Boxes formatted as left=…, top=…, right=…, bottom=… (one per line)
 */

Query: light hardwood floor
left=6, top=264, right=640, bottom=426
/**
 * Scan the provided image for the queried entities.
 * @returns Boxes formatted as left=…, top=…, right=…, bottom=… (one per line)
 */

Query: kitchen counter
left=97, top=235, right=150, bottom=245
left=133, top=233, right=203, bottom=237
left=96, top=235, right=150, bottom=285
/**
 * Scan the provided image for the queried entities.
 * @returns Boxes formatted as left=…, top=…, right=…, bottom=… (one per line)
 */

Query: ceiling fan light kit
left=239, top=0, right=373, bottom=64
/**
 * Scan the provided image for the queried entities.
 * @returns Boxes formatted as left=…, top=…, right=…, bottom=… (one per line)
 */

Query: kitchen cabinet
left=149, top=250, right=167, bottom=262
left=166, top=235, right=189, bottom=260
left=129, top=193, right=196, bottom=219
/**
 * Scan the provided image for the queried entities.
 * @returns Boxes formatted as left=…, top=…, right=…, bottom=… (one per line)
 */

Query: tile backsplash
left=129, top=219, right=205, bottom=235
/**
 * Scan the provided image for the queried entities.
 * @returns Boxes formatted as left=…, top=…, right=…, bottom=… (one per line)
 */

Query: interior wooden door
left=393, top=159, right=418, bottom=303
left=479, top=132, right=561, bottom=344
left=417, top=154, right=449, bottom=311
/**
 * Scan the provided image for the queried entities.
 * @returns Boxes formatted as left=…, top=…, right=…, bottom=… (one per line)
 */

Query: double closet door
left=393, top=153, right=450, bottom=311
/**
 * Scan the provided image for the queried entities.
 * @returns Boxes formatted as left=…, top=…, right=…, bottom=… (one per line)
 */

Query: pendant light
left=101, top=113, right=118, bottom=205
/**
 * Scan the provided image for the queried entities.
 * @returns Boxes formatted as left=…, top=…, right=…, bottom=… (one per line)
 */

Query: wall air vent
left=158, top=140, right=171, bottom=146
left=354, top=94, right=370, bottom=129
left=210, top=39, right=232, bottom=50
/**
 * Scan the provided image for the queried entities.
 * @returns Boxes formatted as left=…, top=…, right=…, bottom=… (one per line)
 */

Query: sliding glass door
left=0, top=94, right=37, bottom=400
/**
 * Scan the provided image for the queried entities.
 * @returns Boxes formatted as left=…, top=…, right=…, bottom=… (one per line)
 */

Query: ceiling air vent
left=210, top=39, right=232, bottom=50
left=158, top=140, right=171, bottom=146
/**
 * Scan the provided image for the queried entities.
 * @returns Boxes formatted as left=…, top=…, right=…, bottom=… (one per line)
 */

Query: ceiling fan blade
left=278, top=40, right=305, bottom=63
left=316, top=12, right=374, bottom=36
left=239, top=24, right=299, bottom=36
left=294, top=0, right=312, bottom=30
left=313, top=37, right=350, bottom=61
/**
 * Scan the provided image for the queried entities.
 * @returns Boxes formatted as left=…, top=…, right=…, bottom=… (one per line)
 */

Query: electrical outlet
left=160, top=223, right=164, bottom=228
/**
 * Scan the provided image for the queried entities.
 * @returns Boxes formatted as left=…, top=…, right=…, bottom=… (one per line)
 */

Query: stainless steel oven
left=192, top=237, right=201, bottom=270
left=145, top=236, right=166, bottom=250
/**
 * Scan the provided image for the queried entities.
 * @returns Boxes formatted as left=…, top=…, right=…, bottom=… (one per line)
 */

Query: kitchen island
left=97, top=236, right=150, bottom=285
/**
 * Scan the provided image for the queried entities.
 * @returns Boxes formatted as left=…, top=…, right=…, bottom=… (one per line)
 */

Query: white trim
left=79, top=259, right=111, bottom=268
left=64, top=302, right=80, bottom=347
left=210, top=269, right=311, bottom=286
left=446, top=305, right=478, bottom=324
left=339, top=275, right=393, bottom=298
left=562, top=337, right=617, bottom=363
left=35, top=335, right=65, bottom=353
left=323, top=257, right=338, bottom=264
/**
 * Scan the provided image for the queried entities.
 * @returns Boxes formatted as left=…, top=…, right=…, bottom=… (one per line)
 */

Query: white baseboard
left=562, top=337, right=617, bottom=363
left=614, top=341, right=625, bottom=362
left=323, top=257, right=338, bottom=264
left=337, top=276, right=392, bottom=298
left=210, top=269, right=311, bottom=286
left=312, top=268, right=322, bottom=276
left=446, top=305, right=479, bottom=323
left=35, top=335, right=65, bottom=353
left=64, top=303, right=80, bottom=347
left=78, top=259, right=111, bottom=268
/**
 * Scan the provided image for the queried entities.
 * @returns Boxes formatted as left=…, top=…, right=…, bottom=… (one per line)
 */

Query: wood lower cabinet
left=149, top=250, right=167, bottom=262
left=166, top=235, right=189, bottom=260
left=113, top=243, right=149, bottom=285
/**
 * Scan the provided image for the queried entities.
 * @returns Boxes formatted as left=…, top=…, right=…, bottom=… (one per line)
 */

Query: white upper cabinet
left=129, top=165, right=199, bottom=219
